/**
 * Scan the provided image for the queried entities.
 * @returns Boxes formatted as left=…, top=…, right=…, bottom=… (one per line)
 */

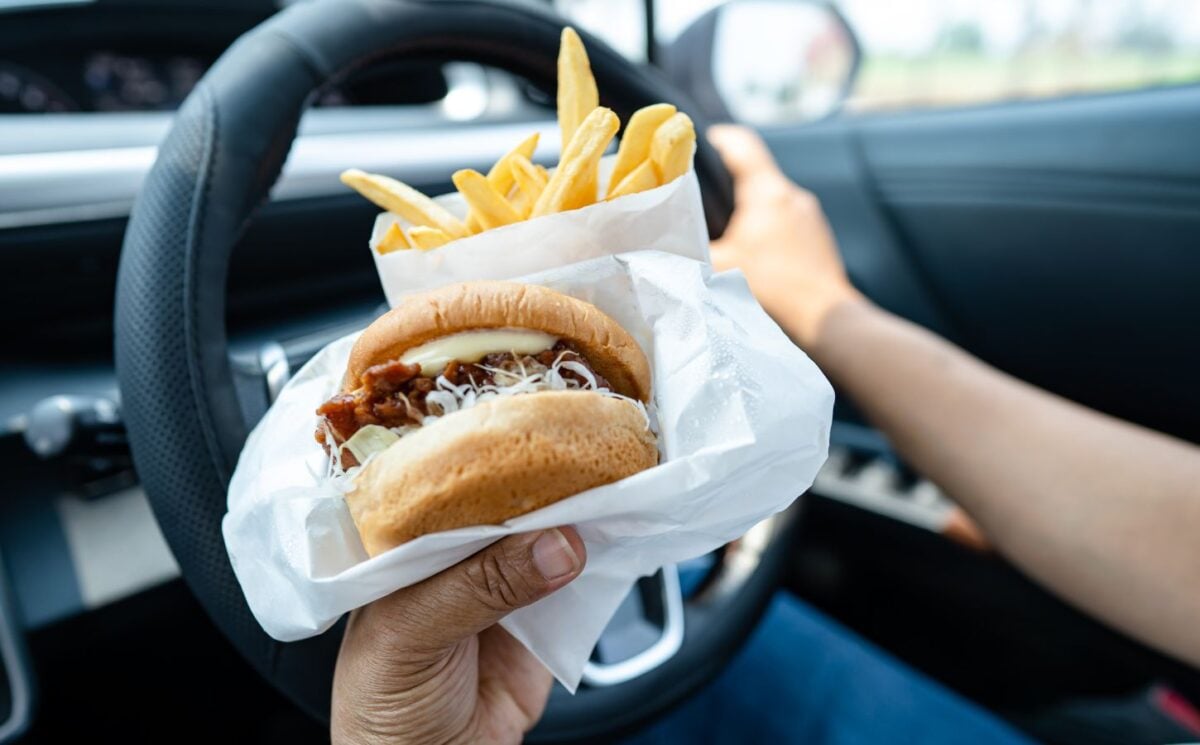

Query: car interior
left=2, top=0, right=1198, bottom=743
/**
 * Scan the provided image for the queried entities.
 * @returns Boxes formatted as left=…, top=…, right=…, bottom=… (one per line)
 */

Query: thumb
left=368, top=527, right=586, bottom=648
left=707, top=124, right=782, bottom=182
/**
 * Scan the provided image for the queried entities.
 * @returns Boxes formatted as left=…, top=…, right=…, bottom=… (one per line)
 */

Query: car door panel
left=765, top=85, right=1200, bottom=442
left=759, top=125, right=956, bottom=339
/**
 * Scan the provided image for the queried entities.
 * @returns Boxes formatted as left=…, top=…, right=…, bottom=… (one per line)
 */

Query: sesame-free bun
left=346, top=391, right=657, bottom=556
left=344, top=281, right=651, bottom=402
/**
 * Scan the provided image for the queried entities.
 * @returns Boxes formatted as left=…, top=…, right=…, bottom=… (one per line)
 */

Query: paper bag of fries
left=338, top=29, right=708, bottom=301
left=223, top=28, right=834, bottom=691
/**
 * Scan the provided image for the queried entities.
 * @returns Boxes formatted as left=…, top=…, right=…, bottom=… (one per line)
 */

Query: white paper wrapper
left=367, top=155, right=709, bottom=304
left=224, top=161, right=834, bottom=692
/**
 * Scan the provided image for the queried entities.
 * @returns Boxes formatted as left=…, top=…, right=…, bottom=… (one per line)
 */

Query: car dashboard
left=0, top=0, right=271, bottom=114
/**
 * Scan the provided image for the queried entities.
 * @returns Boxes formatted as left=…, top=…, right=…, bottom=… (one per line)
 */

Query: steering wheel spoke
left=584, top=565, right=686, bottom=687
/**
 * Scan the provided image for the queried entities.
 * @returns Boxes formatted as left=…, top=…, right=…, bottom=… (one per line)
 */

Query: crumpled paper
left=223, top=160, right=834, bottom=692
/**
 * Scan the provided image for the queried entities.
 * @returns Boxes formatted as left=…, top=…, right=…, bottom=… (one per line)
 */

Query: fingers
left=707, top=124, right=783, bottom=181
left=366, top=527, right=586, bottom=651
left=477, top=626, right=556, bottom=733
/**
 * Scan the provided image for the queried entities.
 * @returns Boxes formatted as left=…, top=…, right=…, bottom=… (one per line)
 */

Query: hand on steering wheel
left=332, top=528, right=585, bottom=744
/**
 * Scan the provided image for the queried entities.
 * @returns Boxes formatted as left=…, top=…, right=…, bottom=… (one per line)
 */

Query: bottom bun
left=346, top=390, right=658, bottom=556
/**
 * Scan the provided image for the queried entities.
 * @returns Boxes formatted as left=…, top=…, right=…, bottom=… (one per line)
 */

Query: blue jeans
left=623, top=593, right=1035, bottom=745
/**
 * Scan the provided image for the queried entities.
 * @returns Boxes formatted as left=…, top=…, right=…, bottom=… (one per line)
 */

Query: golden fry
left=510, top=154, right=548, bottom=191
left=376, top=222, right=411, bottom=254
left=509, top=154, right=548, bottom=217
left=509, top=188, right=534, bottom=219
left=340, top=169, right=468, bottom=239
left=488, top=132, right=539, bottom=193
left=607, top=159, right=659, bottom=199
left=557, top=27, right=599, bottom=149
left=532, top=107, right=619, bottom=218
left=649, top=112, right=696, bottom=185
left=608, top=103, right=676, bottom=195
left=568, top=166, right=599, bottom=211
left=453, top=169, right=521, bottom=229
left=407, top=226, right=451, bottom=250
left=466, top=132, right=540, bottom=232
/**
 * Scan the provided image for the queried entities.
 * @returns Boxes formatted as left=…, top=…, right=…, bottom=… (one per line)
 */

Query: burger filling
left=316, top=329, right=633, bottom=470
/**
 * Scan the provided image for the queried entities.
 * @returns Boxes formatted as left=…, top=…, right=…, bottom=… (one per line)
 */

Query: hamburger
left=315, top=281, right=658, bottom=556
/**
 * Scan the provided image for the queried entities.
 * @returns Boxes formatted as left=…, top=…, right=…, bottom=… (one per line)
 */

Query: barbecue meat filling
left=316, top=340, right=611, bottom=467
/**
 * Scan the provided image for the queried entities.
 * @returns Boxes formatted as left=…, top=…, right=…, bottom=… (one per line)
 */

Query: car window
left=553, top=0, right=650, bottom=62
left=838, top=0, right=1200, bottom=112
left=567, top=0, right=1200, bottom=116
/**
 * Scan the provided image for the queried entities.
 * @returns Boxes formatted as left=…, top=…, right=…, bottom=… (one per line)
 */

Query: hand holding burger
left=332, top=526, right=587, bottom=745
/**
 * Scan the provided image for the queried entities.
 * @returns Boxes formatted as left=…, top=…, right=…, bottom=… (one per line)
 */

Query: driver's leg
left=621, top=592, right=1035, bottom=744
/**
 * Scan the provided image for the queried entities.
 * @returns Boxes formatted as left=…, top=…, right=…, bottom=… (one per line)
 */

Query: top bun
left=344, top=281, right=652, bottom=401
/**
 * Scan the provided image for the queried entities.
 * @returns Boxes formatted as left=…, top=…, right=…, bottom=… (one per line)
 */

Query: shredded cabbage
left=420, top=350, right=649, bottom=426
left=326, top=350, right=649, bottom=487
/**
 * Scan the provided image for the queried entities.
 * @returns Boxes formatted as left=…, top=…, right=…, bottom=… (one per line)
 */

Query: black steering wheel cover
left=116, top=0, right=733, bottom=728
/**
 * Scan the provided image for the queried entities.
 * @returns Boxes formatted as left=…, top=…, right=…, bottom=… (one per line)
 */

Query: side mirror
left=662, top=0, right=861, bottom=125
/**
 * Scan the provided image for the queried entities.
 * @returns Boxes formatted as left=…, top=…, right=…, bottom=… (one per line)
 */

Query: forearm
left=801, top=297, right=1200, bottom=666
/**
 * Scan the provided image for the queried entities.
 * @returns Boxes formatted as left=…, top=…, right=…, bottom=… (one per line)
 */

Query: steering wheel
left=114, top=0, right=798, bottom=740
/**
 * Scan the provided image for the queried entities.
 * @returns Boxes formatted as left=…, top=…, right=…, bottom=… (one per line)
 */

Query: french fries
left=340, top=169, right=468, bottom=239
left=511, top=155, right=548, bottom=196
left=607, top=159, right=658, bottom=200
left=649, top=112, right=696, bottom=185
left=556, top=27, right=601, bottom=208
left=608, top=103, right=676, bottom=194
left=509, top=155, right=549, bottom=218
left=488, top=132, right=540, bottom=194
left=340, top=27, right=696, bottom=254
left=453, top=169, right=521, bottom=230
left=557, top=27, right=599, bottom=149
left=408, top=226, right=450, bottom=250
left=570, top=167, right=600, bottom=212
left=608, top=110, right=696, bottom=199
left=377, top=222, right=411, bottom=254
left=466, top=132, right=541, bottom=232
left=532, top=107, right=619, bottom=217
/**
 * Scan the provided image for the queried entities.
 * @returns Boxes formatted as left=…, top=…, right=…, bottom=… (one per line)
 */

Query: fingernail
left=532, top=529, right=580, bottom=581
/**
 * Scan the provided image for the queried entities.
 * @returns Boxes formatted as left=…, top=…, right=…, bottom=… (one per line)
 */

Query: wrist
left=775, top=282, right=866, bottom=351
left=804, top=290, right=884, bottom=369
